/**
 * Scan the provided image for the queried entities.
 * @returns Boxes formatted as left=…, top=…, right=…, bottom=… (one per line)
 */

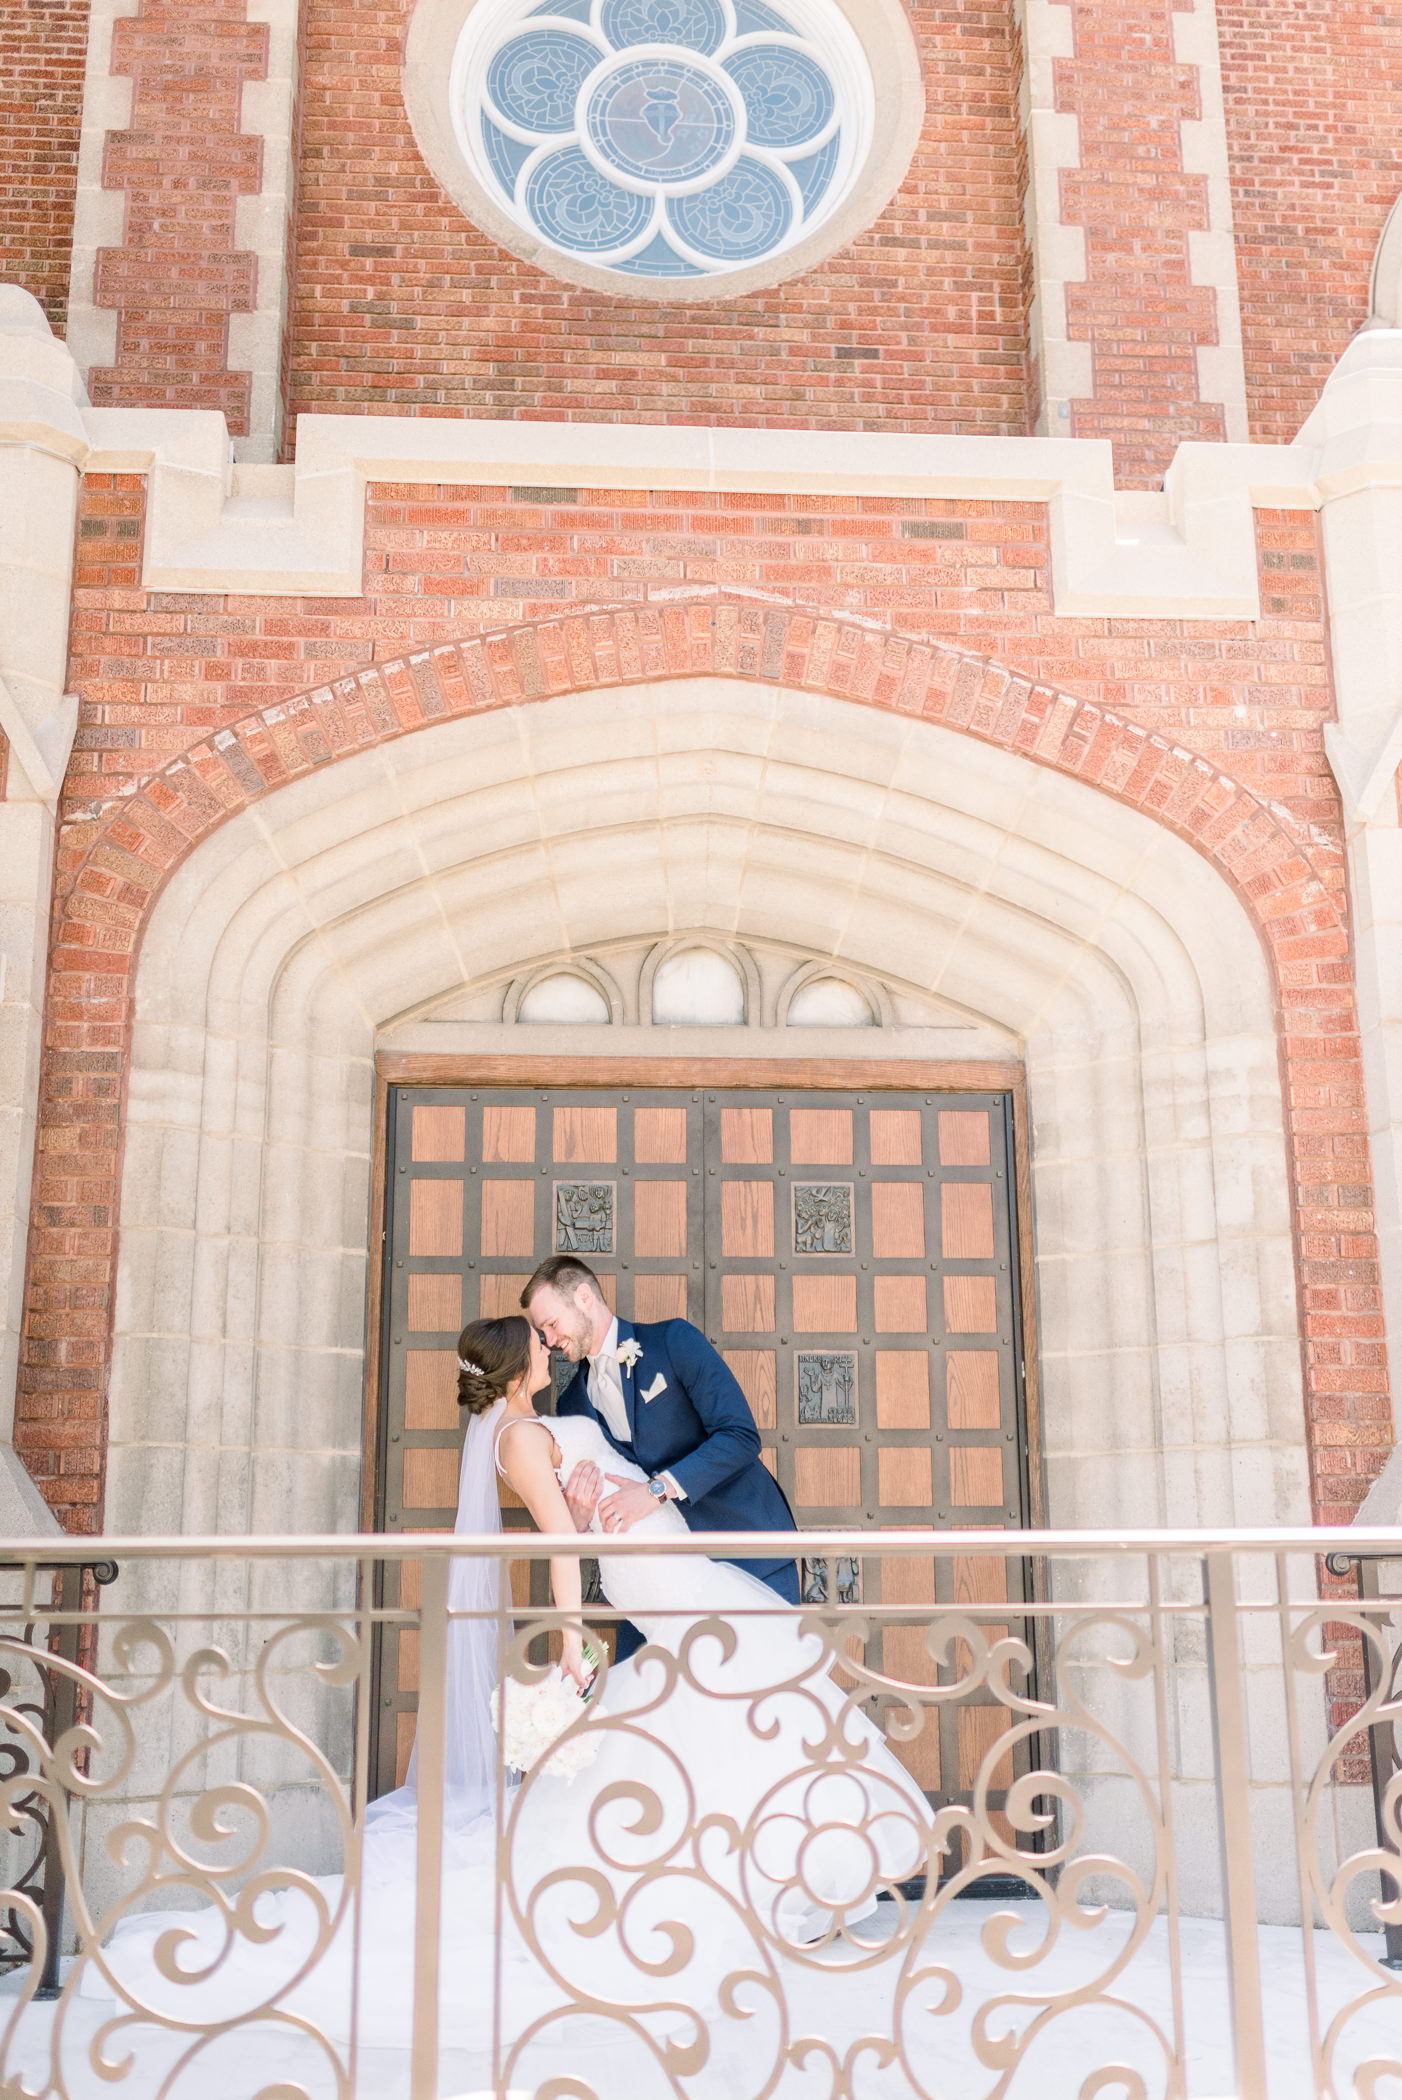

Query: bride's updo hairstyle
left=455, top=1314, right=531, bottom=1416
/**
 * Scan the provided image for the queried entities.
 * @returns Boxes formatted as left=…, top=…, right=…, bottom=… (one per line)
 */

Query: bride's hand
left=560, top=1627, right=593, bottom=1691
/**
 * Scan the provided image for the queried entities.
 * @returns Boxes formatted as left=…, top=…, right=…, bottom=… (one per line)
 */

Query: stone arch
left=66, top=672, right=1315, bottom=1563
left=1368, top=192, right=1402, bottom=328
left=21, top=600, right=1341, bottom=1531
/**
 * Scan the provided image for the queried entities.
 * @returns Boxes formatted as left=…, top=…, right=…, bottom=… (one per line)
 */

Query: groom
left=521, top=1254, right=800, bottom=1661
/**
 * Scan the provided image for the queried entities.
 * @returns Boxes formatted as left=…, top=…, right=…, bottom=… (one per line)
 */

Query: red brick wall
left=0, top=0, right=89, bottom=331
left=20, top=476, right=1385, bottom=1534
left=1218, top=0, right=1402, bottom=444
left=285, top=0, right=1029, bottom=434
left=1056, top=0, right=1227, bottom=487
left=87, top=0, right=268, bottom=426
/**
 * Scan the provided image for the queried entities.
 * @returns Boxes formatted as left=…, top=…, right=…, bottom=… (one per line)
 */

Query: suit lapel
left=614, top=1316, right=639, bottom=1442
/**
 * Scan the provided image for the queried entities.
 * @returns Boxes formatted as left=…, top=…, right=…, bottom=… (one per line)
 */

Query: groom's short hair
left=521, top=1255, right=603, bottom=1308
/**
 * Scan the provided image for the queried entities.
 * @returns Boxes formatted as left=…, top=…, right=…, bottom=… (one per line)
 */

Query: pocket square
left=640, top=1373, right=668, bottom=1404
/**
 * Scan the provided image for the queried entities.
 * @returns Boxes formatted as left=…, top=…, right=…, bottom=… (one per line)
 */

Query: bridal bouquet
left=490, top=1654, right=602, bottom=1783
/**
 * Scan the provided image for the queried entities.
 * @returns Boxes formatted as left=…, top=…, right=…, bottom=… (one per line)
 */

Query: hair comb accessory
left=457, top=1356, right=484, bottom=1376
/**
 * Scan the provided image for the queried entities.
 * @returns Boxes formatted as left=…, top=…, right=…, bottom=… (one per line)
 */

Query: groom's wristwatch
left=646, top=1475, right=668, bottom=1500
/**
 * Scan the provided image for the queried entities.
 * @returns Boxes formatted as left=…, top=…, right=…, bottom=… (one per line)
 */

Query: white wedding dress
left=71, top=1409, right=936, bottom=2099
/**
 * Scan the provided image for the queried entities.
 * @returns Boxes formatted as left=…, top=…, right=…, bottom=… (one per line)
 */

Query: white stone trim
left=503, top=956, right=626, bottom=1025
left=1017, top=0, right=1248, bottom=446
left=1367, top=194, right=1402, bottom=329
left=0, top=294, right=84, bottom=1506
left=1302, top=329, right=1402, bottom=1426
left=1172, top=0, right=1249, bottom=443
left=639, top=934, right=759, bottom=1026
left=64, top=0, right=139, bottom=386
left=774, top=958, right=889, bottom=1029
left=78, top=404, right=1321, bottom=616
left=228, top=0, right=303, bottom=464
left=1014, top=0, right=1089, bottom=432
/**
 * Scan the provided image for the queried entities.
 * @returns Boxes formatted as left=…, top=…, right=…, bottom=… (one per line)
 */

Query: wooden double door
left=373, top=1081, right=1034, bottom=1815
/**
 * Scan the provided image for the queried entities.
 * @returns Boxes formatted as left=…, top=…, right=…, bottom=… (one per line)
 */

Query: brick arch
left=22, top=596, right=1361, bottom=1531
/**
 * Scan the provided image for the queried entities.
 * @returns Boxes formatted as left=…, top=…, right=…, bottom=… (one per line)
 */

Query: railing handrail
left=2, top=1524, right=1401, bottom=1560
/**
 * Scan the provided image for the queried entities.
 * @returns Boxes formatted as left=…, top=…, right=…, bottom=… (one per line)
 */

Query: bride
left=74, top=1316, right=936, bottom=2097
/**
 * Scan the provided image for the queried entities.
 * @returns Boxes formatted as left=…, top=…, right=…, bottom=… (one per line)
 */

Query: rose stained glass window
left=451, top=0, right=871, bottom=282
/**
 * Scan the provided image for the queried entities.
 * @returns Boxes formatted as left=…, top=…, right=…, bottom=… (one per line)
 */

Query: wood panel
left=479, top=1272, right=531, bottom=1317
left=939, top=1109, right=991, bottom=1166
left=870, top=1109, right=922, bottom=1165
left=875, top=1351, right=930, bottom=1428
left=553, top=1105, right=616, bottom=1162
left=723, top=1272, right=775, bottom=1331
left=953, top=1551, right=1008, bottom=1609
left=725, top=1349, right=776, bottom=1428
left=874, top=1274, right=927, bottom=1332
left=721, top=1106, right=772, bottom=1162
left=878, top=1445, right=934, bottom=1507
left=949, top=1446, right=1004, bottom=1507
left=947, top=1351, right=1001, bottom=1428
left=722, top=1179, right=774, bottom=1257
left=397, top=1628, right=420, bottom=1692
left=942, top=1182, right=995, bottom=1259
left=409, top=1179, right=462, bottom=1257
left=871, top=1182, right=925, bottom=1258
left=402, top=1446, right=460, bottom=1510
left=634, top=1273, right=687, bottom=1320
left=634, top=1181, right=687, bottom=1258
left=943, top=1274, right=997, bottom=1333
left=635, top=1107, right=688, bottom=1162
left=411, top=1104, right=465, bottom=1161
left=407, top=1272, right=461, bottom=1331
left=482, top=1104, right=535, bottom=1161
left=480, top=1180, right=536, bottom=1256
left=957, top=1705, right=1015, bottom=1791
left=789, top=1107, right=853, bottom=1163
left=794, top=1446, right=860, bottom=1506
left=404, top=1349, right=458, bottom=1430
left=792, top=1274, right=857, bottom=1331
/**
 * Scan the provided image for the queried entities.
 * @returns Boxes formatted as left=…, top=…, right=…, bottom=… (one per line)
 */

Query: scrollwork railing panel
left=2, top=1531, right=1400, bottom=2100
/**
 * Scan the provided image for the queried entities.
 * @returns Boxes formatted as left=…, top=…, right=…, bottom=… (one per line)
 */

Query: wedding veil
left=363, top=1395, right=507, bottom=1858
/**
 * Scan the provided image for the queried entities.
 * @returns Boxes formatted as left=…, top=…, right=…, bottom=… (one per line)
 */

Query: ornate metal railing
left=1, top=1528, right=1400, bottom=2100
left=0, top=1560, right=118, bottom=1998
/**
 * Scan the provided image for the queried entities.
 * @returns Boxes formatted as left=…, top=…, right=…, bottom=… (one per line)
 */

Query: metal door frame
left=362, top=1055, right=1043, bottom=1806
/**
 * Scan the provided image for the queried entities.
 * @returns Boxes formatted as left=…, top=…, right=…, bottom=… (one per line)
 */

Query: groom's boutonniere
left=616, top=1338, right=643, bottom=1371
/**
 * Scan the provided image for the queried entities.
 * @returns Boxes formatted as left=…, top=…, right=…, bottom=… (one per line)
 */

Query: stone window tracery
left=451, top=0, right=871, bottom=283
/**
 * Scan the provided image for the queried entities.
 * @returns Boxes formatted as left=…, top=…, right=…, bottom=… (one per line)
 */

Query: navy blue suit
left=556, top=1317, right=800, bottom=1661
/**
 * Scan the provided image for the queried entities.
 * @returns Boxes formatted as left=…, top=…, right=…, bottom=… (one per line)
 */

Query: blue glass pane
left=586, top=57, right=735, bottom=182
left=599, top=0, right=725, bottom=54
left=788, top=128, right=838, bottom=217
left=668, top=155, right=792, bottom=259
left=613, top=231, right=705, bottom=275
left=482, top=113, right=535, bottom=198
left=526, top=147, right=654, bottom=250
left=529, top=0, right=594, bottom=15
left=487, top=31, right=599, bottom=133
left=723, top=45, right=833, bottom=148
left=732, top=0, right=789, bottom=30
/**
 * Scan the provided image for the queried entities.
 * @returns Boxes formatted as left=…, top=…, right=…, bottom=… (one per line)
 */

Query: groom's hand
left=598, top=1474, right=660, bottom=1535
left=562, top=1461, right=604, bottom=1532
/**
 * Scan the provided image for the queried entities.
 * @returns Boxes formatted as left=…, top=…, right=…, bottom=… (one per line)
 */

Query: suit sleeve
left=660, top=1321, right=762, bottom=1505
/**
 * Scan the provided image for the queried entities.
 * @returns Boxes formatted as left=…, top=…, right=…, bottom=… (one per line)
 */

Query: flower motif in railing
left=456, top=0, right=863, bottom=281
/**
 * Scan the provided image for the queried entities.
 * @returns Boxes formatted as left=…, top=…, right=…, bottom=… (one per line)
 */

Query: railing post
left=1204, top=1551, right=1268, bottom=2100
left=411, top=1552, right=448, bottom=2100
